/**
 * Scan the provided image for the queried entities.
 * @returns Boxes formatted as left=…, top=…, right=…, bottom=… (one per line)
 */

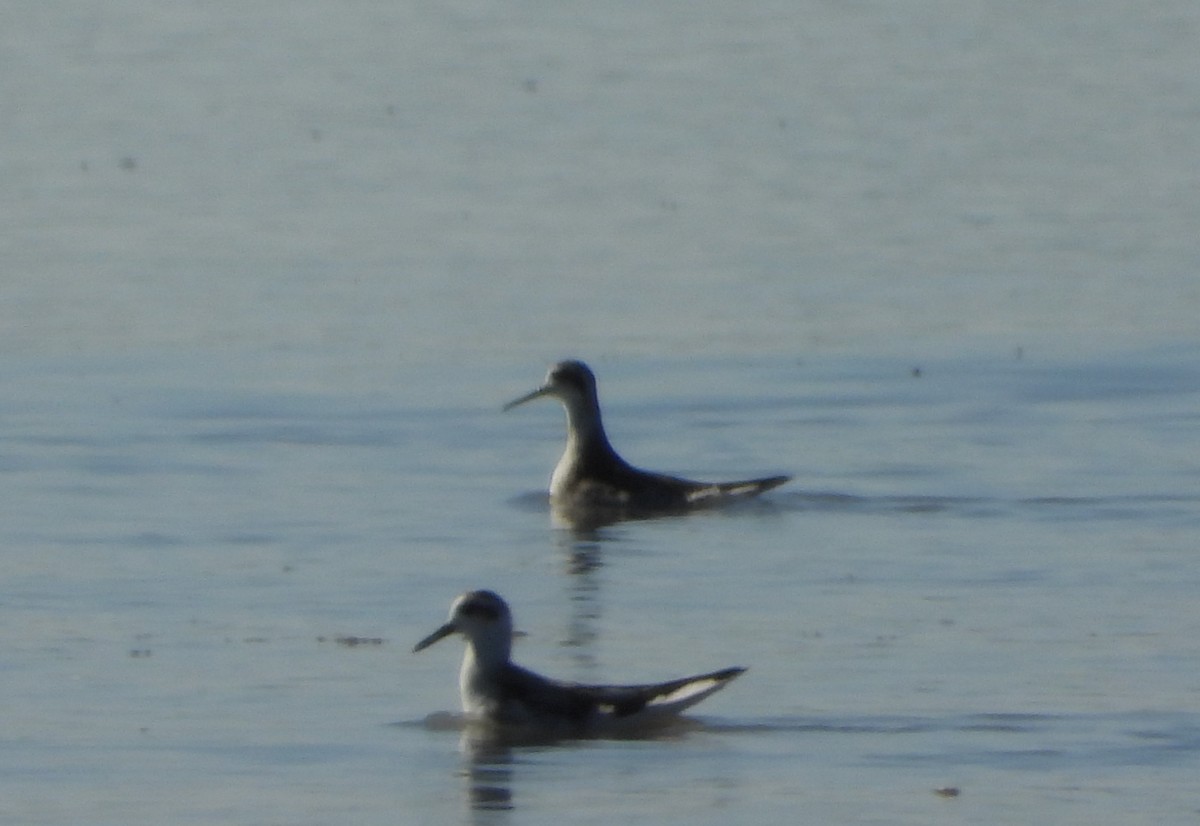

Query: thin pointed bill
left=502, top=385, right=551, bottom=411
left=412, top=622, right=457, bottom=653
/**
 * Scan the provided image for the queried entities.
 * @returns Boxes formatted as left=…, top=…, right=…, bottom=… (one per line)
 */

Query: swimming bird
left=503, top=360, right=790, bottom=516
left=413, top=590, right=745, bottom=733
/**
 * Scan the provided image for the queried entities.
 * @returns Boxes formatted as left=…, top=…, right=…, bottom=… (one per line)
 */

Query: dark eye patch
left=460, top=600, right=501, bottom=620
left=551, top=361, right=591, bottom=391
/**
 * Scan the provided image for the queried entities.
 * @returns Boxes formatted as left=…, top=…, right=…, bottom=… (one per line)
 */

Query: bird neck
left=561, top=394, right=614, bottom=460
left=463, top=630, right=512, bottom=673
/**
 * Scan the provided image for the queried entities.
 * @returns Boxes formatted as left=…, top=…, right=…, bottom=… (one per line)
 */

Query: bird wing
left=549, top=667, right=746, bottom=720
left=684, top=475, right=792, bottom=505
left=587, top=666, right=746, bottom=717
left=567, top=439, right=789, bottom=512
left=491, top=664, right=598, bottom=724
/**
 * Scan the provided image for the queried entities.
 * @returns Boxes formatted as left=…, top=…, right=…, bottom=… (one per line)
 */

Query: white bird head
left=503, top=360, right=599, bottom=413
left=413, top=590, right=515, bottom=666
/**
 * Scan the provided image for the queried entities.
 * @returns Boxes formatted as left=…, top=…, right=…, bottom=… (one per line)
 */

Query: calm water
left=4, top=1, right=1200, bottom=824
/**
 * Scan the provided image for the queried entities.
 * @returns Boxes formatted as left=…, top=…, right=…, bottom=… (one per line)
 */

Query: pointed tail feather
left=688, top=475, right=791, bottom=504
left=727, top=475, right=791, bottom=496
left=603, top=667, right=746, bottom=720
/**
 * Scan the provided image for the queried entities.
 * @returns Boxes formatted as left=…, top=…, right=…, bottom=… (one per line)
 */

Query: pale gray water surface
left=4, top=0, right=1200, bottom=823
left=4, top=348, right=1198, bottom=824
